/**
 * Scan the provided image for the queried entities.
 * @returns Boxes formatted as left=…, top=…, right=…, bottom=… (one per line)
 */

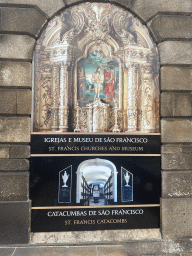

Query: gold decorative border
left=31, top=154, right=161, bottom=157
left=31, top=132, right=161, bottom=135
left=32, top=204, right=160, bottom=209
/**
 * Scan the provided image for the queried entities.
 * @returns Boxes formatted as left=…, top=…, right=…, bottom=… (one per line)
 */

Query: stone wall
left=0, top=0, right=191, bottom=246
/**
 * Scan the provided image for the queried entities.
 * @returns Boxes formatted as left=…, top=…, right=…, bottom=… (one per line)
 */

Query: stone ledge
left=162, top=170, right=192, bottom=198
left=28, top=237, right=192, bottom=255
left=0, top=172, right=29, bottom=201
left=0, top=117, right=30, bottom=143
left=0, top=0, right=65, bottom=18
left=0, top=159, right=29, bottom=171
left=161, top=198, right=192, bottom=239
left=161, top=66, right=192, bottom=91
left=0, top=201, right=31, bottom=244
left=0, top=61, right=32, bottom=88
left=161, top=119, right=192, bottom=143
left=148, top=15, right=192, bottom=43
left=161, top=92, right=192, bottom=117
left=130, top=0, right=192, bottom=22
left=0, top=7, right=47, bottom=37
left=30, top=229, right=161, bottom=244
left=159, top=41, right=192, bottom=65
left=0, top=34, right=35, bottom=60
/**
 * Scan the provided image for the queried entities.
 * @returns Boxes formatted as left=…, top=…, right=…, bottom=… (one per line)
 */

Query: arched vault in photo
left=76, top=158, right=118, bottom=206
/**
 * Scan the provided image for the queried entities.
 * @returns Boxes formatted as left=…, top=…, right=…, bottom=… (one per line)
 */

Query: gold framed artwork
left=33, top=3, right=160, bottom=134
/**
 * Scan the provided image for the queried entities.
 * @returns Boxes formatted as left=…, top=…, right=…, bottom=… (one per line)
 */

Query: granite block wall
left=0, top=0, right=191, bottom=247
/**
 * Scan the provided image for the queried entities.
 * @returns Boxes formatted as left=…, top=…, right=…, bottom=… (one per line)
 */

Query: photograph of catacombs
left=57, top=158, right=134, bottom=206
left=33, top=3, right=160, bottom=133
left=76, top=158, right=118, bottom=206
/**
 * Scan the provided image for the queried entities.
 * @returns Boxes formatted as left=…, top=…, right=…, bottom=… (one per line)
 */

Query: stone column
left=51, top=64, right=59, bottom=131
left=113, top=101, right=120, bottom=133
left=126, top=64, right=137, bottom=132
left=140, top=68, right=155, bottom=133
left=103, top=104, right=108, bottom=132
left=59, top=62, right=69, bottom=132
left=74, top=102, right=81, bottom=132
left=88, top=104, right=93, bottom=132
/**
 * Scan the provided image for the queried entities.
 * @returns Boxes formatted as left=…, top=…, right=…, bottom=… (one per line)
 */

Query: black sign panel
left=30, top=152, right=161, bottom=232
left=31, top=134, right=160, bottom=155
left=31, top=207, right=160, bottom=232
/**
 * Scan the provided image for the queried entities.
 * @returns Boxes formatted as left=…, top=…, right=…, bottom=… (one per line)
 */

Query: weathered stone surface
left=0, top=146, right=9, bottom=158
left=162, top=144, right=192, bottom=169
left=0, top=117, right=30, bottom=142
left=111, top=0, right=132, bottom=8
left=0, top=145, right=30, bottom=158
left=148, top=15, right=192, bottom=42
left=0, top=61, right=32, bottom=87
left=68, top=246, right=97, bottom=256
left=97, top=245, right=126, bottom=256
left=159, top=41, right=192, bottom=65
left=0, top=89, right=31, bottom=115
left=13, top=247, right=69, bottom=256
left=161, top=119, right=192, bottom=143
left=0, top=0, right=65, bottom=18
left=17, top=89, right=32, bottom=115
left=161, top=66, right=192, bottom=91
left=161, top=198, right=192, bottom=239
left=0, top=90, right=16, bottom=114
left=9, top=145, right=30, bottom=159
left=0, top=201, right=30, bottom=244
left=0, top=248, right=15, bottom=256
left=162, top=171, right=192, bottom=198
left=0, top=159, right=29, bottom=171
left=14, top=239, right=192, bottom=255
left=0, top=35, right=35, bottom=60
left=161, top=93, right=192, bottom=117
left=0, top=7, right=47, bottom=37
left=31, top=229, right=161, bottom=244
left=162, top=144, right=192, bottom=154
left=0, top=172, right=29, bottom=201
left=0, top=243, right=191, bottom=256
left=64, top=0, right=82, bottom=6
left=130, top=0, right=192, bottom=22
left=162, top=153, right=192, bottom=170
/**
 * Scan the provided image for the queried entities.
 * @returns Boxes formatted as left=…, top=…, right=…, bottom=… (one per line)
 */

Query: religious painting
left=77, top=43, right=119, bottom=107
left=32, top=2, right=160, bottom=133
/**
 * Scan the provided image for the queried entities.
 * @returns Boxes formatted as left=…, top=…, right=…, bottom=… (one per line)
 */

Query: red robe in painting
left=104, top=69, right=114, bottom=99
